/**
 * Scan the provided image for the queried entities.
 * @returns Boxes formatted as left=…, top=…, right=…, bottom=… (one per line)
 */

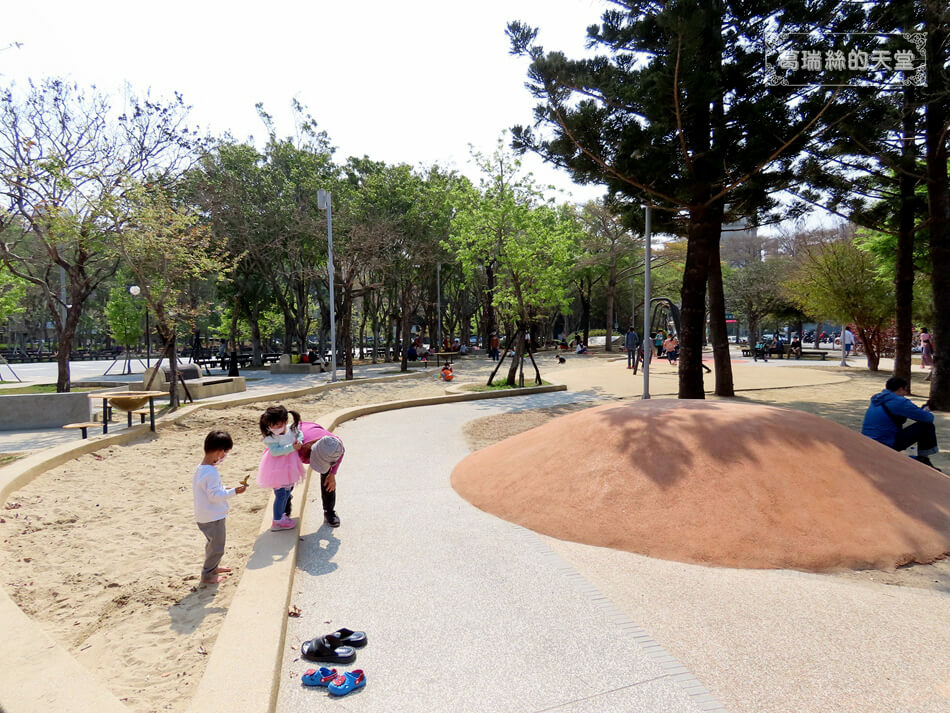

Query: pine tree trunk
left=894, top=83, right=917, bottom=385
left=925, top=11, right=950, bottom=409
left=679, top=205, right=714, bottom=398
left=706, top=220, right=734, bottom=396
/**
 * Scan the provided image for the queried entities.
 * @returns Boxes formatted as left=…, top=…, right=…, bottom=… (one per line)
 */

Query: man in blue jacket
left=861, top=377, right=940, bottom=469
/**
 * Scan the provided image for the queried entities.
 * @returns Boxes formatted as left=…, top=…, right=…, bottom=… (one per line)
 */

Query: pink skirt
left=257, top=450, right=305, bottom=489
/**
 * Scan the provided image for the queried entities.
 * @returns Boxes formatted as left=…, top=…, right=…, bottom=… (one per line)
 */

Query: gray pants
left=197, top=518, right=226, bottom=578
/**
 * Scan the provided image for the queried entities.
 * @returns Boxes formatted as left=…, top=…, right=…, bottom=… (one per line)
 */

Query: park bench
left=193, top=352, right=279, bottom=375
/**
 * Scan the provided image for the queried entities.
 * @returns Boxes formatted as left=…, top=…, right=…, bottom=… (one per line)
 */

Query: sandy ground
left=2, top=354, right=947, bottom=712
left=0, top=368, right=473, bottom=713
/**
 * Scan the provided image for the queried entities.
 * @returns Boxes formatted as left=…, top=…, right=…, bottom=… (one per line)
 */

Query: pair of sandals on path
left=300, top=627, right=367, bottom=696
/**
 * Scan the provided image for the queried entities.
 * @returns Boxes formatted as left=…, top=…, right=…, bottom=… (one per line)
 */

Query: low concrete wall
left=0, top=391, right=91, bottom=430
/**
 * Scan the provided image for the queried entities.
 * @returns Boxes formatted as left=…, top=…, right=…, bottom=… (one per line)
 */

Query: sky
left=1, top=0, right=609, bottom=204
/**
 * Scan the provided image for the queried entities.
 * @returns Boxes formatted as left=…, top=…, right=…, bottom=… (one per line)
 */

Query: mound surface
left=451, top=400, right=950, bottom=571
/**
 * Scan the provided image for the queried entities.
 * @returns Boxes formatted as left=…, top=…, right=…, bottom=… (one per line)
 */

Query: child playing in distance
left=258, top=405, right=306, bottom=531
left=193, top=430, right=246, bottom=585
left=440, top=363, right=454, bottom=381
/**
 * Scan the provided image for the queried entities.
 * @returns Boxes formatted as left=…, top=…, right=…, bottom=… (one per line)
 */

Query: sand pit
left=451, top=399, right=950, bottom=571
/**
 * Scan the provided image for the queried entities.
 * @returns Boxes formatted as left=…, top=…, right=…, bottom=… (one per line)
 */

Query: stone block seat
left=143, top=364, right=245, bottom=400
left=269, top=353, right=327, bottom=375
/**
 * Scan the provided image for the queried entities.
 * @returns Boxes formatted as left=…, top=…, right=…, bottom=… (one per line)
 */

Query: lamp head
left=129, top=285, right=141, bottom=296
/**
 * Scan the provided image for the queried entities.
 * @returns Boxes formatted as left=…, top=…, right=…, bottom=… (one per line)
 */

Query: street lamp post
left=436, top=262, right=442, bottom=350
left=642, top=205, right=652, bottom=400
left=129, top=285, right=150, bottom=368
left=318, top=189, right=337, bottom=382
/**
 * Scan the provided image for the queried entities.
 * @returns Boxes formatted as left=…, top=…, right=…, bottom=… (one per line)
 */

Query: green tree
left=0, top=79, right=201, bottom=391
left=185, top=141, right=275, bottom=365
left=112, top=182, right=231, bottom=408
left=103, top=285, right=144, bottom=349
left=449, top=144, right=576, bottom=386
left=785, top=240, right=894, bottom=371
left=575, top=200, right=643, bottom=351
left=0, top=263, right=26, bottom=329
left=723, top=258, right=792, bottom=348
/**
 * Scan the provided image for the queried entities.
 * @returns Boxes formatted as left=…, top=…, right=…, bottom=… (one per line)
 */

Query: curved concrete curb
left=185, top=382, right=567, bottom=713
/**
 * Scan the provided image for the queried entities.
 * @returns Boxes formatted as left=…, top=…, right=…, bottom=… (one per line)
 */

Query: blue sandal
left=301, top=667, right=337, bottom=687
left=328, top=669, right=366, bottom=696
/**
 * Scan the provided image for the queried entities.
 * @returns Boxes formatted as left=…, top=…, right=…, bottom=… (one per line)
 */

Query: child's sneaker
left=271, top=516, right=297, bottom=531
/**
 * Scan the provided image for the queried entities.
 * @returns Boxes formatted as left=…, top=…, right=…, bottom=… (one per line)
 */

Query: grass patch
left=0, top=384, right=101, bottom=395
left=0, top=453, right=23, bottom=467
left=465, top=380, right=551, bottom=392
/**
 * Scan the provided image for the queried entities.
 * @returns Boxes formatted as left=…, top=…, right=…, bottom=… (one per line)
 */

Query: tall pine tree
left=508, top=1, right=861, bottom=398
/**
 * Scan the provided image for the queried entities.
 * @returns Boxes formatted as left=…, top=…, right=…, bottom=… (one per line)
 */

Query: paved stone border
left=508, top=524, right=730, bottom=712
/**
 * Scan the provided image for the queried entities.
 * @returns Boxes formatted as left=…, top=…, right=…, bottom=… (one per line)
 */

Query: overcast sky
left=2, top=0, right=608, bottom=203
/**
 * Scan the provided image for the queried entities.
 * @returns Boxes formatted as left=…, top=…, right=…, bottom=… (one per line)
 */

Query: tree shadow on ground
left=589, top=398, right=950, bottom=559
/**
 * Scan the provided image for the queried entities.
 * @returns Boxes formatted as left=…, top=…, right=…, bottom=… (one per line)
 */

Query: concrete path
left=277, top=394, right=725, bottom=713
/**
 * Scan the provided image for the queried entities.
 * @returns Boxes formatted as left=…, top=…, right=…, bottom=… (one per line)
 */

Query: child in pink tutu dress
left=258, top=405, right=306, bottom=531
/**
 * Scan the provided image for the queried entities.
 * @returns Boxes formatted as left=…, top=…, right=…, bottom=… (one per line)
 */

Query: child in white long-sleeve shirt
left=193, top=430, right=246, bottom=584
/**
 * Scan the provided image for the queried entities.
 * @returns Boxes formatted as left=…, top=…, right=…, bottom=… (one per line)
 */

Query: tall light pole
left=436, top=262, right=442, bottom=350
left=642, top=205, right=652, bottom=399
left=129, top=285, right=150, bottom=368
left=318, top=189, right=337, bottom=382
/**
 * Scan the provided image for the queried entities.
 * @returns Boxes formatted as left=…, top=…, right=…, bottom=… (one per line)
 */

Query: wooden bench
left=63, top=421, right=98, bottom=439
left=790, top=349, right=828, bottom=360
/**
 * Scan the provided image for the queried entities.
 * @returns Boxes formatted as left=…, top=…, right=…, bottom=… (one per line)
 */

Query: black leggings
left=320, top=470, right=337, bottom=514
left=284, top=470, right=337, bottom=516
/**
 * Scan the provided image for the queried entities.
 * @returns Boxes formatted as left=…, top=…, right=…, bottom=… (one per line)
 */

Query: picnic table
left=432, top=351, right=457, bottom=367
left=86, top=391, right=165, bottom=434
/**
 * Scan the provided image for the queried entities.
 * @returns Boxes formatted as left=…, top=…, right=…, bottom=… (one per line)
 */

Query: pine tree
left=508, top=1, right=862, bottom=398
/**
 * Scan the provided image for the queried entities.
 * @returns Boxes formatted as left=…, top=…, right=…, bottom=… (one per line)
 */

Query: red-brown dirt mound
left=451, top=400, right=950, bottom=571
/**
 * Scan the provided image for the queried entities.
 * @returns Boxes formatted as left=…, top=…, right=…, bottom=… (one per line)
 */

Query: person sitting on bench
left=789, top=335, right=802, bottom=358
left=861, top=376, right=941, bottom=470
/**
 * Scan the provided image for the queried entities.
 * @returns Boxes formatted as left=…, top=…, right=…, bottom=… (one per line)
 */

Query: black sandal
left=327, top=627, right=367, bottom=648
left=300, top=635, right=356, bottom=663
